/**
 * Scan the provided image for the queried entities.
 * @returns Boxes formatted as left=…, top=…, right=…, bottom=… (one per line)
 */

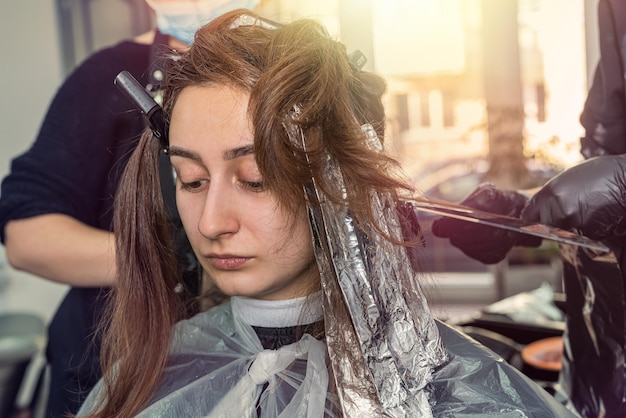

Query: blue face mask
left=146, top=0, right=261, bottom=45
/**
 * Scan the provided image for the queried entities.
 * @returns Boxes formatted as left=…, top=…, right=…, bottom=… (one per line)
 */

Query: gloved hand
left=522, top=155, right=626, bottom=245
left=431, top=182, right=541, bottom=264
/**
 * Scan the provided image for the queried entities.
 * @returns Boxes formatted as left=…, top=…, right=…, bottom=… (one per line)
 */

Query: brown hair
left=88, top=9, right=416, bottom=417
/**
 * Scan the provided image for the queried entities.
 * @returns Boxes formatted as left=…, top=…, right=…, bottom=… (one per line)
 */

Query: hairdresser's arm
left=4, top=214, right=116, bottom=287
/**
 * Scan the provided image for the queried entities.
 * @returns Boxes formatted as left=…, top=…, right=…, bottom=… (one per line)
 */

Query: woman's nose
left=197, top=183, right=240, bottom=240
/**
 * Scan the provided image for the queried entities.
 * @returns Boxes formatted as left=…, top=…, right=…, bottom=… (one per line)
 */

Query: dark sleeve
left=0, top=41, right=151, bottom=242
left=580, top=0, right=626, bottom=158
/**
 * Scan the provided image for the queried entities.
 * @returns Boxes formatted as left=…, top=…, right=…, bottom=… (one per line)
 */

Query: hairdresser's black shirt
left=0, top=40, right=151, bottom=416
left=580, top=0, right=626, bottom=157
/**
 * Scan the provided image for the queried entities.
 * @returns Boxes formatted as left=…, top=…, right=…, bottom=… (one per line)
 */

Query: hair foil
left=283, top=113, right=447, bottom=416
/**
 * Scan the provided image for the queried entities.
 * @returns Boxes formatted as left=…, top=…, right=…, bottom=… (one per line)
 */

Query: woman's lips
left=207, top=256, right=250, bottom=270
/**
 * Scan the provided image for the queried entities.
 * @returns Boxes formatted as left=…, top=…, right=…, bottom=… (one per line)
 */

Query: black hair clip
left=114, top=70, right=169, bottom=150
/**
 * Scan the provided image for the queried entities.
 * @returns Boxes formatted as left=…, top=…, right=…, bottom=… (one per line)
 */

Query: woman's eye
left=180, top=179, right=207, bottom=192
left=240, top=180, right=266, bottom=192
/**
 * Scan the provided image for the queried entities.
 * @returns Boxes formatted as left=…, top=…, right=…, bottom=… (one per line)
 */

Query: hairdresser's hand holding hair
left=431, top=183, right=541, bottom=264
left=432, top=154, right=626, bottom=264
left=522, top=154, right=626, bottom=248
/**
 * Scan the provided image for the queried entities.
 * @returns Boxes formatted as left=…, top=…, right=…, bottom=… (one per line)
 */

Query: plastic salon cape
left=78, top=301, right=573, bottom=417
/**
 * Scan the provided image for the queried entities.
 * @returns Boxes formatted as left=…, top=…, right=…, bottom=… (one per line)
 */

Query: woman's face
left=168, top=84, right=318, bottom=300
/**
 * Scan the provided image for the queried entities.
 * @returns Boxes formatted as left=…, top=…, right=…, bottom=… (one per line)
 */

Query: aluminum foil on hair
left=283, top=112, right=447, bottom=417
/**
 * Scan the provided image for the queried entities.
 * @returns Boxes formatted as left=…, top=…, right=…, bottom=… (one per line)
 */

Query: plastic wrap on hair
left=283, top=109, right=447, bottom=416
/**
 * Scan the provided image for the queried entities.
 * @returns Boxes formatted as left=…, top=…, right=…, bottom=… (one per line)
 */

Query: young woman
left=78, top=9, right=573, bottom=418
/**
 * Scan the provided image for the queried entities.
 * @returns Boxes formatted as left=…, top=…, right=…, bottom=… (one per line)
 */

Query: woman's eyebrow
left=168, top=146, right=202, bottom=162
left=167, top=144, right=255, bottom=162
left=223, top=144, right=254, bottom=160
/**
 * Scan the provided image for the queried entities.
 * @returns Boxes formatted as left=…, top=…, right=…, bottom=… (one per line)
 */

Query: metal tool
left=410, top=198, right=610, bottom=253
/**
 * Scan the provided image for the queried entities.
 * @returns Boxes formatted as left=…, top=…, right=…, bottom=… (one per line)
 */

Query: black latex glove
left=432, top=183, right=541, bottom=264
left=522, top=155, right=626, bottom=247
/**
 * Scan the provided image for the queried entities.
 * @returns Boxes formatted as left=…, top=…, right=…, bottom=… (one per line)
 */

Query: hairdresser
left=431, top=0, right=626, bottom=266
left=431, top=4, right=626, bottom=416
left=0, top=1, right=261, bottom=416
